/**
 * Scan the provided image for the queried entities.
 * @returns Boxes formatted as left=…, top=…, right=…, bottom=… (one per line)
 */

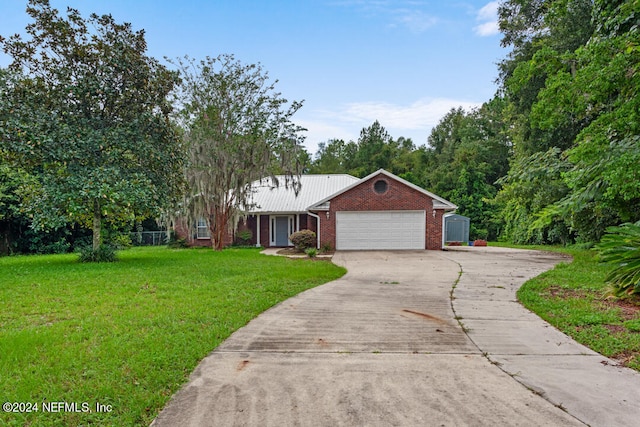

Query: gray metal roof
left=246, top=174, right=359, bottom=213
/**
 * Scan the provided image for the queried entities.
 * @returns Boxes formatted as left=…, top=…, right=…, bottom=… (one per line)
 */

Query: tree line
left=1, top=0, right=639, bottom=257
left=309, top=0, right=639, bottom=244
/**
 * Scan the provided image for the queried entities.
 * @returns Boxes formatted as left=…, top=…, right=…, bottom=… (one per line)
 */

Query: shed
left=444, top=213, right=470, bottom=243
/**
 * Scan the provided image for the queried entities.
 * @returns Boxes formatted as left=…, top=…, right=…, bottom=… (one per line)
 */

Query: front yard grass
left=0, top=246, right=346, bottom=426
left=503, top=244, right=640, bottom=371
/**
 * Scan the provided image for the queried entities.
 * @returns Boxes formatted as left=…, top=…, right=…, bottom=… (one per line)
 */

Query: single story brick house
left=185, top=169, right=457, bottom=250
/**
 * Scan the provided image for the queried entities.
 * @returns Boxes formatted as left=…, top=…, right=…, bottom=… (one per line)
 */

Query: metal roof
left=246, top=174, right=359, bottom=213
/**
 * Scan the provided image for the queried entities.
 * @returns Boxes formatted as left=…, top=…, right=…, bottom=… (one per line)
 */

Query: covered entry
left=335, top=211, right=426, bottom=250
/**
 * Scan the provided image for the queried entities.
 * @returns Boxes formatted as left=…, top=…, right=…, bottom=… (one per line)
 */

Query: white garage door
left=336, top=211, right=426, bottom=250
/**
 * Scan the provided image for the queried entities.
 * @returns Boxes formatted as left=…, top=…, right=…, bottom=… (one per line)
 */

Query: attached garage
left=305, top=169, right=457, bottom=251
left=336, top=211, right=426, bottom=250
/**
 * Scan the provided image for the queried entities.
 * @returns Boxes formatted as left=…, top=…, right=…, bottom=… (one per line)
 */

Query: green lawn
left=498, top=244, right=640, bottom=371
left=0, top=247, right=346, bottom=426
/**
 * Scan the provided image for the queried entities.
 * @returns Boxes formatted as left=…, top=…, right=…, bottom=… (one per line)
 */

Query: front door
left=275, top=217, right=289, bottom=246
left=271, top=216, right=296, bottom=247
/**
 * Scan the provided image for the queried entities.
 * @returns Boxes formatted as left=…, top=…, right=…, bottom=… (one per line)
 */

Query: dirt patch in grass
left=548, top=288, right=640, bottom=369
left=547, top=286, right=588, bottom=299
left=611, top=350, right=638, bottom=366
left=603, top=324, right=628, bottom=334
left=602, top=298, right=640, bottom=321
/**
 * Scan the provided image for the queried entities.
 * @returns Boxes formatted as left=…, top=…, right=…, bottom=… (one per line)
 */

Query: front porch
left=247, top=213, right=316, bottom=248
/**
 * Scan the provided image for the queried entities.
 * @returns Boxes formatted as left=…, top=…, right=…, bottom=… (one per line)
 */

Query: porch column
left=255, top=214, right=261, bottom=247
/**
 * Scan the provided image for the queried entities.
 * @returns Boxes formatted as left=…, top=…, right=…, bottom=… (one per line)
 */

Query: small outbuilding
left=444, top=213, right=470, bottom=244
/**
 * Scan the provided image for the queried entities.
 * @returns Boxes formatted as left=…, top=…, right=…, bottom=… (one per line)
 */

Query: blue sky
left=0, top=1, right=507, bottom=155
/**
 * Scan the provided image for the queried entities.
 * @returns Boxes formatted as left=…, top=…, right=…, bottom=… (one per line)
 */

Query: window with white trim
left=196, top=218, right=210, bottom=239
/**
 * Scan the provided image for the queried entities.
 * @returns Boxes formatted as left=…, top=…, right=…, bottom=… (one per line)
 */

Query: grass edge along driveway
left=0, top=247, right=345, bottom=426
left=501, top=244, right=640, bottom=372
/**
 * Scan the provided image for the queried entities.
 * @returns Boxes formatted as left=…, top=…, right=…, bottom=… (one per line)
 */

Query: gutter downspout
left=307, top=211, right=321, bottom=249
left=441, top=210, right=445, bottom=250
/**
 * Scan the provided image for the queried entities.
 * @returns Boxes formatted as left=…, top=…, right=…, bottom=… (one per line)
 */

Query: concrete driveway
left=152, top=248, right=640, bottom=426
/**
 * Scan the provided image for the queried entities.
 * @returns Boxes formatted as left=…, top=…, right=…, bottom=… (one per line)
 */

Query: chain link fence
left=130, top=231, right=169, bottom=246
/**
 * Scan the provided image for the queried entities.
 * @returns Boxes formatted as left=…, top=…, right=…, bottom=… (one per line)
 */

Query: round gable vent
left=373, top=179, right=388, bottom=194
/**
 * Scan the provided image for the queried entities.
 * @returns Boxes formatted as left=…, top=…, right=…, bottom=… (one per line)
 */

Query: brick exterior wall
left=177, top=214, right=316, bottom=249
left=174, top=218, right=232, bottom=248
left=258, top=215, right=269, bottom=247
left=174, top=173, right=447, bottom=250
left=311, top=172, right=445, bottom=250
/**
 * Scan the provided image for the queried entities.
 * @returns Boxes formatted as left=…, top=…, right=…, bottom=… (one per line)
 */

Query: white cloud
left=477, top=1, right=499, bottom=21
left=330, top=1, right=438, bottom=34
left=474, top=1, right=500, bottom=36
left=342, top=98, right=480, bottom=129
left=299, top=97, right=482, bottom=154
left=474, top=20, right=499, bottom=36
left=297, top=119, right=357, bottom=155
left=392, top=9, right=438, bottom=34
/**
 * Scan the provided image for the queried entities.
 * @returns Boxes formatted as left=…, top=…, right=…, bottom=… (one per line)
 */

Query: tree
left=498, top=0, right=594, bottom=157
left=0, top=0, right=183, bottom=254
left=0, top=160, right=26, bottom=254
left=496, top=0, right=640, bottom=242
left=353, top=121, right=396, bottom=177
left=309, top=139, right=355, bottom=174
left=496, top=148, right=573, bottom=244
left=425, top=101, right=511, bottom=240
left=173, top=54, right=306, bottom=250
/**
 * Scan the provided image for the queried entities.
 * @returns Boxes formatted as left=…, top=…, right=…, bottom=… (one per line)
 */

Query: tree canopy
left=0, top=0, right=184, bottom=254
left=172, top=54, right=306, bottom=250
left=309, top=0, right=639, bottom=245
left=494, top=0, right=640, bottom=243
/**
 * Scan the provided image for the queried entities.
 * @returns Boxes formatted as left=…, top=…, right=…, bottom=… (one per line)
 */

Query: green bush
left=109, top=233, right=132, bottom=250
left=236, top=229, right=253, bottom=245
left=167, top=232, right=189, bottom=249
left=305, top=247, right=318, bottom=258
left=289, top=229, right=316, bottom=251
left=38, top=238, right=71, bottom=254
left=595, top=221, right=640, bottom=298
left=78, top=245, right=118, bottom=263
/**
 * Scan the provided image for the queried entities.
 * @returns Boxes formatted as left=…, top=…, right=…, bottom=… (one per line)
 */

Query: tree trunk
left=0, top=223, right=9, bottom=256
left=210, top=207, right=227, bottom=251
left=93, top=199, right=101, bottom=251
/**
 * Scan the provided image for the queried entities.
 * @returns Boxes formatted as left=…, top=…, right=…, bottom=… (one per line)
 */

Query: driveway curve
left=152, top=248, right=640, bottom=426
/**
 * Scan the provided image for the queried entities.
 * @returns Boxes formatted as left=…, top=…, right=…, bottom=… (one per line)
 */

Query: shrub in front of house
left=320, top=242, right=333, bottom=253
left=290, top=229, right=316, bottom=251
left=234, top=229, right=253, bottom=246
